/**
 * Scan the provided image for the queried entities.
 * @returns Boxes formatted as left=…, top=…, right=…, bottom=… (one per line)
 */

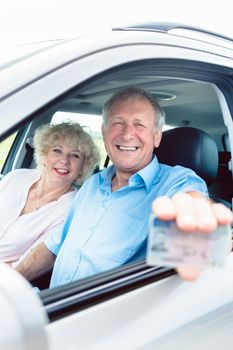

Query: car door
left=0, top=26, right=233, bottom=350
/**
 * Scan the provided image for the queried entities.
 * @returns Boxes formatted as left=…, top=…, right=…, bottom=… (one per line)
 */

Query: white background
left=0, top=0, right=232, bottom=47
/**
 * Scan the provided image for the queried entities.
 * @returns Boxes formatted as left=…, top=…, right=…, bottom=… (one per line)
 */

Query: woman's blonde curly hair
left=33, top=121, right=100, bottom=185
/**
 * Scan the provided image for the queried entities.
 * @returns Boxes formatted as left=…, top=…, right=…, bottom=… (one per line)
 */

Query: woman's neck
left=20, top=173, right=74, bottom=216
left=36, top=176, right=73, bottom=198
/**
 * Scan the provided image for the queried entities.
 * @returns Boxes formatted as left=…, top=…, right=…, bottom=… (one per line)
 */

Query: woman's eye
left=71, top=154, right=79, bottom=159
left=52, top=148, right=61, bottom=153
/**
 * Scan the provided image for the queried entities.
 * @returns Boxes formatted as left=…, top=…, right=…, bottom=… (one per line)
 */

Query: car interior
left=1, top=58, right=233, bottom=290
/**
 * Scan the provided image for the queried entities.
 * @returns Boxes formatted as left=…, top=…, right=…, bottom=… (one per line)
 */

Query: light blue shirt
left=45, top=157, right=208, bottom=288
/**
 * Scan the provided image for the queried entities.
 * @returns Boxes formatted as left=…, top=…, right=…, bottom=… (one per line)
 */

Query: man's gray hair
left=102, top=86, right=165, bottom=128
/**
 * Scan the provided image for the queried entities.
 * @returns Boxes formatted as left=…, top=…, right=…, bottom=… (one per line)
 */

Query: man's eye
left=109, top=121, right=125, bottom=130
left=113, top=122, right=123, bottom=126
left=136, top=123, right=145, bottom=128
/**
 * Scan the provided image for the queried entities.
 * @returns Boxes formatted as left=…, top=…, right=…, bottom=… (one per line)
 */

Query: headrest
left=155, top=127, right=218, bottom=186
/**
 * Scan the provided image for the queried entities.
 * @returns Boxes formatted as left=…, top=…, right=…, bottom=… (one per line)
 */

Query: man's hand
left=152, top=192, right=233, bottom=281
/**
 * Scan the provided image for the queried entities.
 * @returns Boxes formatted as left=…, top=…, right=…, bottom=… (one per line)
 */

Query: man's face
left=102, top=96, right=162, bottom=176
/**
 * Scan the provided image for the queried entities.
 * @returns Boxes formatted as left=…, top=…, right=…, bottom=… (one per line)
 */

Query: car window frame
left=40, top=260, right=176, bottom=322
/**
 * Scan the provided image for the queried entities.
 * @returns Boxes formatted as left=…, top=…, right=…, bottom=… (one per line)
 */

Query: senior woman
left=0, top=121, right=100, bottom=265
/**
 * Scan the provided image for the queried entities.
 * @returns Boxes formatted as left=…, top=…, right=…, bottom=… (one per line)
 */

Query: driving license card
left=147, top=217, right=231, bottom=268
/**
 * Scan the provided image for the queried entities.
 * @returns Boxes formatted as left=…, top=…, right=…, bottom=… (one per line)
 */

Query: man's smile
left=117, top=145, right=138, bottom=151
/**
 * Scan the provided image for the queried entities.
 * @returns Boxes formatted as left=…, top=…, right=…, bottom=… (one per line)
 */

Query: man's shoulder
left=152, top=162, right=204, bottom=189
left=85, top=170, right=102, bottom=184
left=154, top=163, right=207, bottom=196
left=158, top=163, right=197, bottom=177
left=83, top=166, right=112, bottom=185
left=77, top=171, right=102, bottom=193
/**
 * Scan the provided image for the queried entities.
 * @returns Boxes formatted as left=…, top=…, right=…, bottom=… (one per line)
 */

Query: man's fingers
left=152, top=196, right=176, bottom=221
left=176, top=265, right=202, bottom=281
left=153, top=193, right=202, bottom=232
left=212, top=203, right=233, bottom=225
left=193, top=197, right=217, bottom=232
left=172, top=193, right=197, bottom=232
left=152, top=193, right=233, bottom=282
left=153, top=193, right=233, bottom=233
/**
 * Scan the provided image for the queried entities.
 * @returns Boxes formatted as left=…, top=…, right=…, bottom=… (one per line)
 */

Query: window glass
left=163, top=125, right=175, bottom=131
left=0, top=133, right=17, bottom=172
left=51, top=112, right=106, bottom=168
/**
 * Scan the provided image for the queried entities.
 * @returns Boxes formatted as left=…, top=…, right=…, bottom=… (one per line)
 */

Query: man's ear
left=101, top=123, right=106, bottom=139
left=154, top=129, right=162, bottom=148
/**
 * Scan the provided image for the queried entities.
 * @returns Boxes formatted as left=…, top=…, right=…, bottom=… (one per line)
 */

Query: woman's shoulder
left=2, top=168, right=40, bottom=183
left=6, top=168, right=39, bottom=178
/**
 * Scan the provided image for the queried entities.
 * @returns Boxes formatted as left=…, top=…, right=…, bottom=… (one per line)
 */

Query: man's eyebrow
left=134, top=117, right=149, bottom=124
left=109, top=115, right=124, bottom=120
left=134, top=117, right=146, bottom=122
left=110, top=115, right=124, bottom=120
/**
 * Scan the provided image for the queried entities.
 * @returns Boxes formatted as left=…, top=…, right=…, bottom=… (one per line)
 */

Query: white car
left=0, top=23, right=233, bottom=350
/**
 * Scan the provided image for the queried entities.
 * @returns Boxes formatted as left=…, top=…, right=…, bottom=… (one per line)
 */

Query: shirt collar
left=131, top=156, right=161, bottom=192
left=99, top=156, right=161, bottom=193
left=99, top=165, right=115, bottom=192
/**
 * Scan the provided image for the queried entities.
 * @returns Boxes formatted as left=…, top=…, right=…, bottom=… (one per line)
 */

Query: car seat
left=155, top=126, right=231, bottom=207
left=156, top=126, right=218, bottom=186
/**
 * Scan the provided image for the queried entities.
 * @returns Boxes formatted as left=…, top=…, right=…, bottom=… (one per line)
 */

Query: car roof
left=0, top=22, right=232, bottom=148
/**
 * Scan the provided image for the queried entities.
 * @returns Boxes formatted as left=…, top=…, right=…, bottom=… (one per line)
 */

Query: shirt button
left=65, top=273, right=71, bottom=280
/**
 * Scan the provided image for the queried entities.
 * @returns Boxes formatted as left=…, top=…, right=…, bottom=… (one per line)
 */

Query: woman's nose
left=59, top=154, right=69, bottom=164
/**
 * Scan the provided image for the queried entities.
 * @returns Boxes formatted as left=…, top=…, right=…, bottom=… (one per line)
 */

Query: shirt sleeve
left=164, top=166, right=209, bottom=198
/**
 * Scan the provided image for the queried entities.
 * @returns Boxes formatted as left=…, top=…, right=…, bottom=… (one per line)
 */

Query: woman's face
left=42, top=138, right=84, bottom=186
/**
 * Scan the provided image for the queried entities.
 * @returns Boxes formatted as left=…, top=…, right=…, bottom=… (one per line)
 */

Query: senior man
left=16, top=87, right=233, bottom=286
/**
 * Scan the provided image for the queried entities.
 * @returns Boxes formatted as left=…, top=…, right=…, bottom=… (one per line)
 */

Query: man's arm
left=15, top=242, right=56, bottom=282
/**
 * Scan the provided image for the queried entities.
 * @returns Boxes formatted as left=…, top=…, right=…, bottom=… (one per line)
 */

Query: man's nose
left=121, top=124, right=135, bottom=140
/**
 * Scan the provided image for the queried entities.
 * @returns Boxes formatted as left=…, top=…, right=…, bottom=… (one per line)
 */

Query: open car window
left=0, top=132, right=18, bottom=173
left=2, top=60, right=231, bottom=295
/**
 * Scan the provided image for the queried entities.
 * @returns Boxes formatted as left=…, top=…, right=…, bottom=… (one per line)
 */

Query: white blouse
left=0, top=168, right=76, bottom=264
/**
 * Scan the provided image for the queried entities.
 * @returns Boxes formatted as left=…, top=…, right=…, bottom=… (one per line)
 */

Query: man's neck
left=111, top=171, right=132, bottom=192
